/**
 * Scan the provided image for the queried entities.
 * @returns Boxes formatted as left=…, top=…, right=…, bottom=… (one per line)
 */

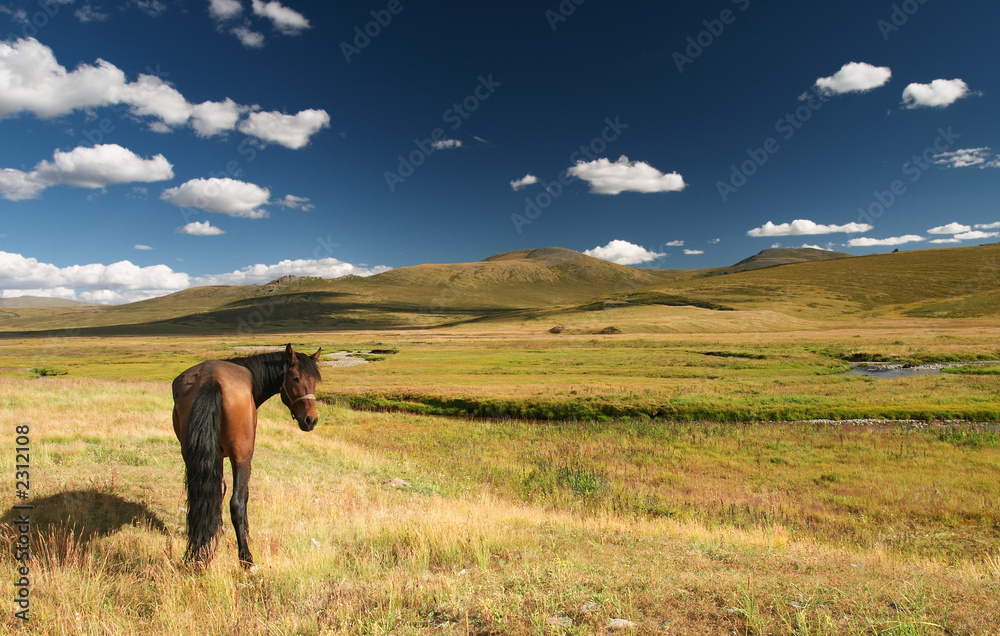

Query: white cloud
left=276, top=194, right=313, bottom=210
left=975, top=222, right=1000, bottom=230
left=134, top=244, right=154, bottom=250
left=929, top=238, right=961, bottom=244
left=683, top=249, right=704, bottom=255
left=708, top=238, right=720, bottom=244
left=76, top=4, right=110, bottom=22
left=800, top=244, right=833, bottom=251
left=0, top=38, right=326, bottom=147
left=194, top=258, right=389, bottom=286
left=0, top=250, right=190, bottom=301
left=250, top=0, right=310, bottom=35
left=431, top=139, right=462, bottom=150
left=209, top=0, right=244, bottom=20
left=231, top=25, right=265, bottom=48
left=0, top=144, right=173, bottom=201
left=954, top=230, right=999, bottom=241
left=0, top=250, right=391, bottom=304
left=190, top=98, right=245, bottom=137
left=814, top=62, right=892, bottom=96
left=932, top=147, right=997, bottom=169
left=133, top=0, right=167, bottom=18
left=510, top=174, right=539, bottom=191
left=583, top=240, right=665, bottom=265
left=847, top=235, right=925, bottom=247
left=927, top=222, right=972, bottom=235
left=0, top=37, right=125, bottom=119
left=902, top=79, right=972, bottom=109
left=161, top=178, right=271, bottom=218
left=237, top=108, right=330, bottom=149
left=178, top=221, right=226, bottom=236
left=665, top=240, right=684, bottom=247
left=747, top=219, right=872, bottom=237
left=567, top=155, right=686, bottom=195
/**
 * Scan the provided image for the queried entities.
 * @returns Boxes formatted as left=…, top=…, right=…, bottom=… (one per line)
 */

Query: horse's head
left=280, top=343, right=323, bottom=431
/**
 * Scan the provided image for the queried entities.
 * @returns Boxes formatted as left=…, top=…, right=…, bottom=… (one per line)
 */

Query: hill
left=723, top=247, right=853, bottom=274
left=1, top=243, right=998, bottom=335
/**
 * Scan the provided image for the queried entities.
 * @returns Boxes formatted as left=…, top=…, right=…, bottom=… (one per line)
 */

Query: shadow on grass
left=0, top=489, right=168, bottom=547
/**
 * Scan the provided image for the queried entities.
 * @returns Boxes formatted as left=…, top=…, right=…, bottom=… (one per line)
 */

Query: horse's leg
left=230, top=457, right=253, bottom=567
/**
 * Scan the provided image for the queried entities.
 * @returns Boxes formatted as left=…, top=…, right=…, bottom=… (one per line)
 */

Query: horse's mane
left=225, top=350, right=322, bottom=404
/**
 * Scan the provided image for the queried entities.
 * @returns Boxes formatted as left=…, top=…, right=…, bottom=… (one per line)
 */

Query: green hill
left=1, top=243, right=998, bottom=336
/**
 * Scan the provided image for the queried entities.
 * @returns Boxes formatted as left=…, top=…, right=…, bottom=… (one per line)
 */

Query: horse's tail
left=185, top=380, right=224, bottom=562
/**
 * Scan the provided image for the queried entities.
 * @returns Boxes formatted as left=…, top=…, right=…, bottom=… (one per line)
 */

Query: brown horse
left=172, top=343, right=322, bottom=567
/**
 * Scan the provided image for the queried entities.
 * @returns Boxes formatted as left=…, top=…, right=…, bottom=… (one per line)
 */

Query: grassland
left=0, top=320, right=998, bottom=634
left=0, top=244, right=999, bottom=633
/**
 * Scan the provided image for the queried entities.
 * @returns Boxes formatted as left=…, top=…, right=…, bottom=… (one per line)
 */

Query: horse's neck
left=230, top=352, right=286, bottom=408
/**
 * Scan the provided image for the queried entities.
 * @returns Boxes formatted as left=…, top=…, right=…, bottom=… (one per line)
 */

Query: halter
left=280, top=365, right=316, bottom=407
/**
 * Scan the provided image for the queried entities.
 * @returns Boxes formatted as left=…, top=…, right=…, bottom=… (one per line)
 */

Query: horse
left=171, top=343, right=322, bottom=568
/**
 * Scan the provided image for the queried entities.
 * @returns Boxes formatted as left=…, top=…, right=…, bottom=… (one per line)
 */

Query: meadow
left=0, top=316, right=998, bottom=634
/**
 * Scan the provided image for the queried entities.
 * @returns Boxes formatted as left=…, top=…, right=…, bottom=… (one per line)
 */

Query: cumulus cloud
left=134, top=244, right=154, bottom=250
left=0, top=38, right=327, bottom=148
left=927, top=222, right=972, bottom=235
left=190, top=98, right=245, bottom=137
left=178, top=221, right=226, bottom=236
left=209, top=0, right=243, bottom=20
left=800, top=244, right=834, bottom=251
left=194, top=258, right=390, bottom=286
left=583, top=240, right=665, bottom=265
left=847, top=235, right=925, bottom=247
left=954, top=230, right=999, bottom=241
left=665, top=240, right=684, bottom=247
left=0, top=144, right=173, bottom=201
left=902, top=79, right=973, bottom=109
left=747, top=219, right=872, bottom=237
left=684, top=249, right=704, bottom=255
left=814, top=62, right=892, bottom=96
left=231, top=25, right=265, bottom=48
left=431, top=139, right=462, bottom=150
left=931, top=148, right=999, bottom=169
left=251, top=0, right=310, bottom=35
left=975, top=222, right=1000, bottom=230
left=237, top=108, right=330, bottom=149
left=0, top=250, right=190, bottom=303
left=0, top=250, right=391, bottom=304
left=568, top=155, right=686, bottom=195
left=929, top=238, right=961, bottom=244
left=510, top=174, right=539, bottom=191
left=161, top=178, right=271, bottom=218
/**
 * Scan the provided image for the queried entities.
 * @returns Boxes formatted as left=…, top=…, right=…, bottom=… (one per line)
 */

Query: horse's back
left=172, top=361, right=256, bottom=457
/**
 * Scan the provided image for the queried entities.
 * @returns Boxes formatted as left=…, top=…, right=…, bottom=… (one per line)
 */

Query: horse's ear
left=285, top=343, right=295, bottom=364
left=311, top=347, right=322, bottom=361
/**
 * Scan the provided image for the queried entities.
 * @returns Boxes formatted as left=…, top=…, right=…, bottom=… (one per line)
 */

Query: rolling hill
left=0, top=243, right=997, bottom=336
left=723, top=247, right=853, bottom=274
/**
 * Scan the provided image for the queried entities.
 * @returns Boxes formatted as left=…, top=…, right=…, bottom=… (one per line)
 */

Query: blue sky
left=1, top=0, right=998, bottom=302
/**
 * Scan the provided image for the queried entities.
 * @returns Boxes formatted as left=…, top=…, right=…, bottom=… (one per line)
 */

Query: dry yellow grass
left=0, top=376, right=998, bottom=634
